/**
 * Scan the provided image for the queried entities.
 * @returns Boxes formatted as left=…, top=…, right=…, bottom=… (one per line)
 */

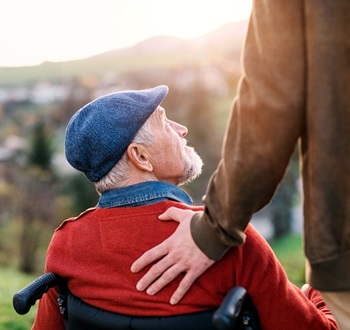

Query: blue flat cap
left=65, top=85, right=169, bottom=182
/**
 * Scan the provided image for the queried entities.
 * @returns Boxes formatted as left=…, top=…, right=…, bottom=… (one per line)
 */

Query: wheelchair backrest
left=13, top=272, right=261, bottom=330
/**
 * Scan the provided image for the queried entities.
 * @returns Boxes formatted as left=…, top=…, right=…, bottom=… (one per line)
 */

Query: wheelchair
left=13, top=272, right=261, bottom=330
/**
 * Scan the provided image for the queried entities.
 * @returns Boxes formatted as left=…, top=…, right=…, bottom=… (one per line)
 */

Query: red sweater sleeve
left=236, top=226, right=337, bottom=330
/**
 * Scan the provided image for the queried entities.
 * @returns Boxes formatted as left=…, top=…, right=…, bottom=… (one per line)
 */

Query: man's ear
left=127, top=143, right=153, bottom=172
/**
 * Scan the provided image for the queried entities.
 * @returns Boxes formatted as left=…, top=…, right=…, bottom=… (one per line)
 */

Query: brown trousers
left=321, top=292, right=350, bottom=330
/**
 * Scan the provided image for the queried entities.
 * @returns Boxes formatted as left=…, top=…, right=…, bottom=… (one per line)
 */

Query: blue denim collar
left=97, top=181, right=193, bottom=208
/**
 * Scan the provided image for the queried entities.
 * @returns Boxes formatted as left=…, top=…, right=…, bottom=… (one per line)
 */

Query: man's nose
left=175, top=122, right=188, bottom=137
left=169, top=120, right=188, bottom=137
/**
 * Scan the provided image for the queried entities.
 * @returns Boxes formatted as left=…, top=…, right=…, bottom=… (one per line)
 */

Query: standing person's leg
left=321, top=292, right=350, bottom=330
left=303, top=1, right=350, bottom=327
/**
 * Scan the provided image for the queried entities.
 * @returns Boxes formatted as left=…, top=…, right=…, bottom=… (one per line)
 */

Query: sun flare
left=1, top=0, right=252, bottom=67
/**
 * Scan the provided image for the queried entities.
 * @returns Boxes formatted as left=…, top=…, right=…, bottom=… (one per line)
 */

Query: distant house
left=0, top=135, right=27, bottom=186
left=0, top=82, right=69, bottom=105
left=30, top=82, right=69, bottom=104
left=0, top=135, right=26, bottom=162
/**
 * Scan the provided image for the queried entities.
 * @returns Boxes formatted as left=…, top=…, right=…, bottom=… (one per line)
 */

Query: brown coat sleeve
left=191, top=0, right=306, bottom=260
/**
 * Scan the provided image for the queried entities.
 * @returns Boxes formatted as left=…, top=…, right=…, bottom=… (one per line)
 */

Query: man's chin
left=177, top=152, right=203, bottom=186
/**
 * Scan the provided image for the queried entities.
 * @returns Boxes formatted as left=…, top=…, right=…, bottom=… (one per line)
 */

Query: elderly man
left=32, top=86, right=336, bottom=329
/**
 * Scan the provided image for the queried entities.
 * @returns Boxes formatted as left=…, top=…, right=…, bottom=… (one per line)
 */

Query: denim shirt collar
left=97, top=181, right=193, bottom=208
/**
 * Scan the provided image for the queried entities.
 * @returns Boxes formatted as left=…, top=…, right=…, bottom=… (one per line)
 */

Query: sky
left=1, top=0, right=252, bottom=67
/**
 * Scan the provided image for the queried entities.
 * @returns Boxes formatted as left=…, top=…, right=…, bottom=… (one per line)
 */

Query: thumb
left=158, top=207, right=195, bottom=223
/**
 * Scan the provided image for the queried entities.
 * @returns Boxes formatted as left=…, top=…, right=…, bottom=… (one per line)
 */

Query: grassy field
left=0, top=267, right=37, bottom=330
left=0, top=234, right=305, bottom=329
left=270, top=234, right=306, bottom=287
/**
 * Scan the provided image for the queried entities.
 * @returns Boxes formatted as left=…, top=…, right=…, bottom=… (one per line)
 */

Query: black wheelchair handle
left=13, top=272, right=59, bottom=315
left=212, top=286, right=248, bottom=330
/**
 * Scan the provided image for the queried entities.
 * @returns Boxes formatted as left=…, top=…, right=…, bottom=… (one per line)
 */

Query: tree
left=27, top=121, right=54, bottom=172
left=62, top=173, right=98, bottom=215
left=254, top=149, right=300, bottom=239
left=269, top=150, right=300, bottom=238
left=18, top=119, right=58, bottom=273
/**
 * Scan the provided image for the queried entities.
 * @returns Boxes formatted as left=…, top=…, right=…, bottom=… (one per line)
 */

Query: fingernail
left=136, top=282, right=144, bottom=291
left=146, top=288, right=154, bottom=296
left=170, top=298, right=177, bottom=305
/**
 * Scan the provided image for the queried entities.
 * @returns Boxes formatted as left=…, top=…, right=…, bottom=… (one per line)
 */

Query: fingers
left=158, top=207, right=195, bottom=222
left=169, top=272, right=198, bottom=305
left=130, top=241, right=169, bottom=273
left=133, top=234, right=216, bottom=304
left=130, top=209, right=211, bottom=305
left=135, top=255, right=177, bottom=292
left=143, top=256, right=215, bottom=304
left=143, top=263, right=185, bottom=295
left=170, top=256, right=215, bottom=304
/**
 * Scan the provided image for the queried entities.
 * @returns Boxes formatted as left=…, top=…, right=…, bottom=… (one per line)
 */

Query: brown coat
left=191, top=0, right=350, bottom=291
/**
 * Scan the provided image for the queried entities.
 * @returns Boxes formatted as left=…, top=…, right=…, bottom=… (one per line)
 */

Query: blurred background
left=0, top=1, right=305, bottom=328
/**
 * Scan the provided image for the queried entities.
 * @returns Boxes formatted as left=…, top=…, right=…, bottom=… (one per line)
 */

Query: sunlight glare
left=0, top=0, right=252, bottom=67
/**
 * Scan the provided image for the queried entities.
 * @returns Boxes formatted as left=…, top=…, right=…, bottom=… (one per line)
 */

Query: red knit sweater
left=33, top=201, right=337, bottom=329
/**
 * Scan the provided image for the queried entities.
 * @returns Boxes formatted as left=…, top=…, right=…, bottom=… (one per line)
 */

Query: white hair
left=95, top=113, right=155, bottom=194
